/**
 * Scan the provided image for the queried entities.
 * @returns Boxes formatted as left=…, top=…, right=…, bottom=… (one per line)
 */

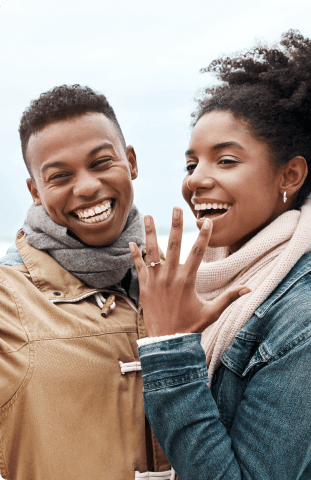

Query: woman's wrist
left=137, top=332, right=193, bottom=347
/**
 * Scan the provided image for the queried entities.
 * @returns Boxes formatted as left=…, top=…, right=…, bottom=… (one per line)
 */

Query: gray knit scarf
left=23, top=203, right=145, bottom=296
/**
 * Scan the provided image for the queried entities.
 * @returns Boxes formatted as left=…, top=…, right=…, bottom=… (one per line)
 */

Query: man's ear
left=279, top=156, right=308, bottom=199
left=26, top=178, right=42, bottom=206
left=126, top=145, right=138, bottom=180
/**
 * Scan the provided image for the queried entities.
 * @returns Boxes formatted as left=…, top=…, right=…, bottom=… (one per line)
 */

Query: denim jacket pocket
left=221, top=331, right=265, bottom=379
left=215, top=332, right=267, bottom=433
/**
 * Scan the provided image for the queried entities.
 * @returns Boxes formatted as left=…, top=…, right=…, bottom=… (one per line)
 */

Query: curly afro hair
left=19, top=84, right=126, bottom=176
left=193, top=29, right=311, bottom=208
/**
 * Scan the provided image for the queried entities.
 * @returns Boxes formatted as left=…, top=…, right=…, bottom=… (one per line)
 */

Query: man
left=0, top=85, right=171, bottom=480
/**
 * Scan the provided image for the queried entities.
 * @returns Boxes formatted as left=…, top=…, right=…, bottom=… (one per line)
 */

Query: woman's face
left=182, top=111, right=286, bottom=252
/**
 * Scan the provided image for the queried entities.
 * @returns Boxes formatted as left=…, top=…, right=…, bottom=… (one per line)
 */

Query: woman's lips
left=196, top=206, right=231, bottom=228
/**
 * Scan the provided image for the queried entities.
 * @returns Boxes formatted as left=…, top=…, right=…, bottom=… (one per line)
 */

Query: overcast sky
left=1, top=0, right=311, bottom=237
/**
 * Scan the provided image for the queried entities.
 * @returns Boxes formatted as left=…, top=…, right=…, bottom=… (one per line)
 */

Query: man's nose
left=72, top=172, right=102, bottom=197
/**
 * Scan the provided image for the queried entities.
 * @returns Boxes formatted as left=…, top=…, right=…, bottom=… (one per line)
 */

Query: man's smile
left=72, top=199, right=113, bottom=224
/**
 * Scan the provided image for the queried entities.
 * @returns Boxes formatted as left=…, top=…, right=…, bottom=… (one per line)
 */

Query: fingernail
left=202, top=218, right=212, bottom=230
left=129, top=242, right=136, bottom=252
left=173, top=207, right=180, bottom=220
left=144, top=215, right=151, bottom=227
left=239, top=287, right=251, bottom=296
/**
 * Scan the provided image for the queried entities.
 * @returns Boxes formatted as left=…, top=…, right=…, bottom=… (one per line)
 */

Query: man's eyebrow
left=41, top=143, right=115, bottom=173
left=41, top=161, right=68, bottom=174
left=88, top=143, right=114, bottom=157
left=212, top=141, right=243, bottom=151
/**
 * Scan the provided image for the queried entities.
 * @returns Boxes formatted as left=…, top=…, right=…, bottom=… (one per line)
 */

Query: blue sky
left=1, top=0, right=311, bottom=237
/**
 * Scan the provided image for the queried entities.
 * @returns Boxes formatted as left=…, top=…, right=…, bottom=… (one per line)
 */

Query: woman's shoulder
left=222, top=252, right=311, bottom=376
left=255, top=251, right=311, bottom=321
left=248, top=252, right=311, bottom=357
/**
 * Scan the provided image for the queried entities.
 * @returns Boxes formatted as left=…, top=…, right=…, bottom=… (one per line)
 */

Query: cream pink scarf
left=196, top=198, right=311, bottom=383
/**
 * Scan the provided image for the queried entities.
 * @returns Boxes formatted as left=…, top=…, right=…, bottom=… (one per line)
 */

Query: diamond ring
left=147, top=261, right=161, bottom=268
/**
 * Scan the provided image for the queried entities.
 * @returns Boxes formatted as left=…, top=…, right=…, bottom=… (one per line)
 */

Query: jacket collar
left=255, top=251, right=311, bottom=318
left=16, top=230, right=98, bottom=302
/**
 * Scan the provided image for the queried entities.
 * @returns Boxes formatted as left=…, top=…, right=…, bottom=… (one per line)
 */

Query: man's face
left=26, top=113, right=137, bottom=246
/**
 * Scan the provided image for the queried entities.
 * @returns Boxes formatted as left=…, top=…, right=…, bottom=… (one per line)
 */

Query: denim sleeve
left=138, top=334, right=311, bottom=480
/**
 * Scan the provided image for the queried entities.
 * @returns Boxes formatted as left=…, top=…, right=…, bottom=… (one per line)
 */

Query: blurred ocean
left=0, top=227, right=199, bottom=264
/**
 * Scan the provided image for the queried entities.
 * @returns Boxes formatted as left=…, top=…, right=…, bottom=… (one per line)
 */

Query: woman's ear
left=279, top=156, right=308, bottom=198
left=26, top=178, right=42, bottom=206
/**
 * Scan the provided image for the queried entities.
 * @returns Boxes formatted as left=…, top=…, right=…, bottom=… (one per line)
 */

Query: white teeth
left=194, top=202, right=232, bottom=211
left=78, top=205, right=113, bottom=223
left=74, top=200, right=112, bottom=219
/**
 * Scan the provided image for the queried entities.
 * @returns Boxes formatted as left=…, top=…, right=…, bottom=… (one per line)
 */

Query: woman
left=129, top=30, right=311, bottom=479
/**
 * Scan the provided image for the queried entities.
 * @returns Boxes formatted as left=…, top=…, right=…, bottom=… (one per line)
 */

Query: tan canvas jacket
left=0, top=230, right=172, bottom=480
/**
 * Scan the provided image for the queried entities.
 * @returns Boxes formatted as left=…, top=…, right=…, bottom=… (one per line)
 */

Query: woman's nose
left=72, top=172, right=102, bottom=197
left=187, top=168, right=216, bottom=192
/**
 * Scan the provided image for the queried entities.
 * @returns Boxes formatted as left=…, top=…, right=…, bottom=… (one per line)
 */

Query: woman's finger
left=165, top=207, right=183, bottom=269
left=144, top=215, right=161, bottom=269
left=206, top=285, right=251, bottom=325
left=184, top=218, right=213, bottom=277
left=129, top=242, right=148, bottom=280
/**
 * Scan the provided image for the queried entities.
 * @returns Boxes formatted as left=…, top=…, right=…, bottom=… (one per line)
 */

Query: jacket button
left=53, top=292, right=62, bottom=296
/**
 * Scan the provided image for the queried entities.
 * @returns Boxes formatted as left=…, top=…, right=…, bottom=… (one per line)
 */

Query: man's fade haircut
left=19, top=84, right=126, bottom=177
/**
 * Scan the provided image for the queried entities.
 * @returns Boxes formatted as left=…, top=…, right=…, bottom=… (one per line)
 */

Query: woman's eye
left=218, top=158, right=239, bottom=165
left=184, top=164, right=197, bottom=173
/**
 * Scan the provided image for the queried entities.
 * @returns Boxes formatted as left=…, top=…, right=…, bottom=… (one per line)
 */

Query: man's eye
left=93, top=158, right=113, bottom=168
left=50, top=173, right=69, bottom=181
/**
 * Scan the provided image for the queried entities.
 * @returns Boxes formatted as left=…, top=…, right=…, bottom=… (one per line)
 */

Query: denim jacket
left=138, top=252, right=311, bottom=480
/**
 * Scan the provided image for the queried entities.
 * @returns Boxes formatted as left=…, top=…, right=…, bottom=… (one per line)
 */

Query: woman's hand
left=129, top=207, right=250, bottom=337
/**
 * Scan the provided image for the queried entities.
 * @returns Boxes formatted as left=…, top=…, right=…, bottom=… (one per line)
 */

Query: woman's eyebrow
left=185, top=142, right=243, bottom=157
left=212, top=141, right=243, bottom=150
left=185, top=149, right=195, bottom=157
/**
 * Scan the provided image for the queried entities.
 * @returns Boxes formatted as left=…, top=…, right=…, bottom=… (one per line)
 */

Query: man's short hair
left=19, top=84, right=126, bottom=177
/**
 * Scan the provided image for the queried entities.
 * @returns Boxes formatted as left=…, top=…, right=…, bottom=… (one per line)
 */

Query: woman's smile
left=191, top=197, right=233, bottom=226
